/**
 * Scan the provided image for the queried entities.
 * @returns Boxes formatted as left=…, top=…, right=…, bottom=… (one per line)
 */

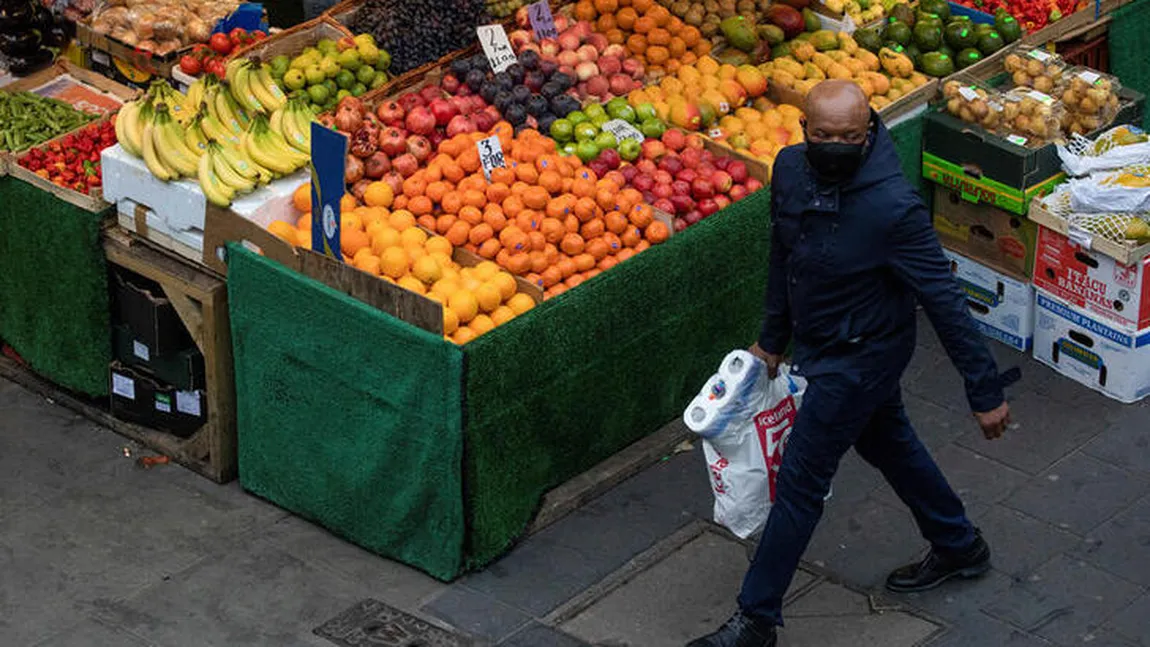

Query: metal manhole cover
left=315, top=599, right=472, bottom=647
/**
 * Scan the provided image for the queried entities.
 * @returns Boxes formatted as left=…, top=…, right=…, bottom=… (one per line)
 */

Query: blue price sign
left=310, top=123, right=347, bottom=260
left=528, top=1, right=558, bottom=41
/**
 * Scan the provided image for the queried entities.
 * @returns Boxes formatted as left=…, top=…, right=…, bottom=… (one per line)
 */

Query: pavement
left=2, top=315, right=1149, bottom=647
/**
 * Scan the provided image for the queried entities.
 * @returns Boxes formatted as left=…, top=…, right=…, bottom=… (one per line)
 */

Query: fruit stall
left=2, top=0, right=1150, bottom=581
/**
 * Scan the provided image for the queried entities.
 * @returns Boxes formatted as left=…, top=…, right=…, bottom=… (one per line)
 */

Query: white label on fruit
left=112, top=373, right=135, bottom=400
left=1079, top=70, right=1101, bottom=84
left=719, top=101, right=730, bottom=114
left=602, top=119, right=644, bottom=143
left=477, top=24, right=517, bottom=73
left=1006, top=134, right=1029, bottom=146
left=1027, top=49, right=1053, bottom=61
left=1027, top=90, right=1055, bottom=106
left=709, top=127, right=723, bottom=139
left=528, top=0, right=558, bottom=41
left=176, top=390, right=202, bottom=417
left=132, top=340, right=150, bottom=361
left=154, top=394, right=171, bottom=413
left=477, top=135, right=507, bottom=180
left=959, top=86, right=979, bottom=101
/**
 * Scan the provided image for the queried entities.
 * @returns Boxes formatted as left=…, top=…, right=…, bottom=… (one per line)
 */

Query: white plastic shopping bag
left=682, top=350, right=806, bottom=539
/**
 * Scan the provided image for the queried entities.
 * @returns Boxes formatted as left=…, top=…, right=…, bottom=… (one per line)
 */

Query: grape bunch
left=352, top=0, right=490, bottom=74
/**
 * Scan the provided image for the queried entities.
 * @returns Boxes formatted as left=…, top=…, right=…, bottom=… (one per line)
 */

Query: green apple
left=323, top=79, right=338, bottom=95
left=370, top=72, right=388, bottom=88
left=594, top=131, right=618, bottom=150
left=567, top=110, right=589, bottom=126
left=574, top=121, right=598, bottom=142
left=562, top=142, right=578, bottom=156
left=282, top=68, right=307, bottom=91
left=591, top=114, right=611, bottom=128
left=608, top=103, right=637, bottom=123
left=549, top=118, right=574, bottom=142
left=640, top=118, right=666, bottom=138
left=605, top=97, right=629, bottom=116
left=635, top=102, right=658, bottom=122
left=304, top=64, right=326, bottom=86
left=584, top=103, right=607, bottom=120
left=618, top=138, right=641, bottom=161
left=270, top=55, right=291, bottom=76
left=375, top=49, right=392, bottom=71
left=576, top=140, right=600, bottom=162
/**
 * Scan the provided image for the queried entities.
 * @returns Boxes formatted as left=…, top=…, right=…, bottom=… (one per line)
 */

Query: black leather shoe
left=686, top=610, right=777, bottom=647
left=885, top=531, right=991, bottom=593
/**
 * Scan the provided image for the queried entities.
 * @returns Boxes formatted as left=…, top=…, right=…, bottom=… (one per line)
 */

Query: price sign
left=1005, top=134, right=1029, bottom=147
left=528, top=1, right=558, bottom=41
left=311, top=122, right=347, bottom=260
left=1079, top=70, right=1101, bottom=85
left=477, top=24, right=517, bottom=73
left=1027, top=90, right=1054, bottom=106
left=958, top=86, right=979, bottom=101
left=602, top=119, right=644, bottom=143
left=477, top=135, right=507, bottom=180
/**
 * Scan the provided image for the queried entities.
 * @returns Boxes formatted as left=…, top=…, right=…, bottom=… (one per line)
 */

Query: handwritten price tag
left=477, top=24, right=517, bottom=73
left=478, top=135, right=507, bottom=180
left=528, top=1, right=558, bottom=41
left=602, top=119, right=644, bottom=143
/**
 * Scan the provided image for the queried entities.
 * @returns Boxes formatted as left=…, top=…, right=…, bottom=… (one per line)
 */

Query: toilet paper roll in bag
left=683, top=395, right=722, bottom=436
left=719, top=350, right=763, bottom=392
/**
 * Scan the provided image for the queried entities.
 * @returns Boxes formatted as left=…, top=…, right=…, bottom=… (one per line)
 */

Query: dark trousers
left=737, top=370, right=975, bottom=625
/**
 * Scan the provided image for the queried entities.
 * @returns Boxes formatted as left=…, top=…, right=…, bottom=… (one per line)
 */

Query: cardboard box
left=922, top=87, right=1145, bottom=215
left=1033, top=290, right=1150, bottom=403
left=75, top=22, right=187, bottom=85
left=944, top=249, right=1036, bottom=352
left=933, top=185, right=1038, bottom=280
left=152, top=386, right=208, bottom=438
left=113, top=269, right=195, bottom=356
left=1028, top=198, right=1150, bottom=267
left=113, top=324, right=205, bottom=391
left=109, top=361, right=158, bottom=427
left=108, top=362, right=206, bottom=436
left=1032, top=225, right=1150, bottom=330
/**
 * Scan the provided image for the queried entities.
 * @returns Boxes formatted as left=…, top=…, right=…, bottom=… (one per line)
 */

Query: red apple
left=669, top=193, right=695, bottom=214
left=635, top=159, right=658, bottom=176
left=642, top=190, right=656, bottom=204
left=685, top=133, right=706, bottom=150
left=729, top=184, right=749, bottom=202
left=586, top=76, right=610, bottom=99
left=428, top=98, right=459, bottom=127
left=727, top=160, right=748, bottom=183
left=671, top=179, right=692, bottom=197
left=713, top=156, right=730, bottom=171
left=653, top=182, right=674, bottom=200
left=711, top=170, right=733, bottom=194
left=598, top=148, right=622, bottom=169
left=392, top=153, right=420, bottom=178
left=677, top=168, right=698, bottom=184
left=632, top=173, right=655, bottom=192
left=620, top=165, right=638, bottom=182
left=376, top=101, right=405, bottom=127
left=698, top=198, right=719, bottom=216
left=405, top=106, right=436, bottom=136
left=658, top=155, right=683, bottom=175
left=378, top=128, right=407, bottom=157
left=680, top=147, right=702, bottom=169
left=642, top=139, right=667, bottom=160
left=697, top=163, right=716, bottom=177
left=609, top=74, right=634, bottom=97
left=661, top=129, right=687, bottom=152
left=587, top=158, right=611, bottom=179
left=714, top=195, right=731, bottom=210
left=653, top=169, right=673, bottom=185
left=603, top=169, right=626, bottom=187
left=684, top=209, right=702, bottom=225
left=674, top=217, right=688, bottom=232
left=653, top=197, right=675, bottom=213
left=692, top=177, right=715, bottom=200
left=746, top=178, right=764, bottom=193
left=406, top=135, right=432, bottom=162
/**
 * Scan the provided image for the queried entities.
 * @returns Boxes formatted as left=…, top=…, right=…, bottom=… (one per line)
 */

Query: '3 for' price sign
left=477, top=135, right=506, bottom=181
left=477, top=24, right=517, bottom=73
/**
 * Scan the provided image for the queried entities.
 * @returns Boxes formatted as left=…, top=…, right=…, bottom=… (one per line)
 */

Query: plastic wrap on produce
left=1058, top=125, right=1150, bottom=176
left=1068, top=164, right=1150, bottom=214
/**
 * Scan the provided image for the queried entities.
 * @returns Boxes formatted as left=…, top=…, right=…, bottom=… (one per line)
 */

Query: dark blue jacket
left=758, top=119, right=1005, bottom=413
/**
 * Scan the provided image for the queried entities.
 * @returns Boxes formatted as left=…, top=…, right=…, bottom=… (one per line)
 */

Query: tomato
left=205, top=58, right=227, bottom=80
left=179, top=54, right=202, bottom=75
left=209, top=33, right=233, bottom=56
left=229, top=28, right=249, bottom=45
left=251, top=30, right=267, bottom=40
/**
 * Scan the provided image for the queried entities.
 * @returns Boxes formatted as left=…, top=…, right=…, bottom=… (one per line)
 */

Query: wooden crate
left=1028, top=198, right=1150, bottom=266
left=101, top=227, right=237, bottom=483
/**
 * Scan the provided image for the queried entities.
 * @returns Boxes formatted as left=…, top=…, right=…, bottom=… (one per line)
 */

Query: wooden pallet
left=101, top=227, right=237, bottom=482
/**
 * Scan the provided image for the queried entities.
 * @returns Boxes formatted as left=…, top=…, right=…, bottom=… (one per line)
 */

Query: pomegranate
left=364, top=151, right=391, bottom=179
left=378, top=128, right=407, bottom=157
left=376, top=101, right=405, bottom=127
left=406, top=135, right=432, bottom=162
left=392, top=153, right=420, bottom=178
left=345, top=155, right=364, bottom=184
left=405, top=106, right=436, bottom=136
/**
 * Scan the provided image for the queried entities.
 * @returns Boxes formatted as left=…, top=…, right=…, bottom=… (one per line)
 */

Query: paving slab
left=968, top=505, right=1080, bottom=579
left=804, top=496, right=923, bottom=590
left=91, top=540, right=375, bottom=647
left=498, top=622, right=590, bottom=647
left=872, top=443, right=1029, bottom=511
left=28, top=617, right=156, bottom=647
left=778, top=612, right=940, bottom=647
left=0, top=540, right=93, bottom=646
left=784, top=581, right=871, bottom=618
left=1073, top=495, right=1150, bottom=588
left=923, top=612, right=1056, bottom=647
left=1003, top=453, right=1150, bottom=534
left=892, top=568, right=1014, bottom=624
left=1083, top=401, right=1150, bottom=476
left=1101, top=593, right=1150, bottom=646
left=981, top=555, right=1144, bottom=646
left=423, top=586, right=532, bottom=643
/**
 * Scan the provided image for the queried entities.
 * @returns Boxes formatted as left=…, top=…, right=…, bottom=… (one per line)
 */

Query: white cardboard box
left=1033, top=290, right=1150, bottom=403
left=944, top=249, right=1036, bottom=352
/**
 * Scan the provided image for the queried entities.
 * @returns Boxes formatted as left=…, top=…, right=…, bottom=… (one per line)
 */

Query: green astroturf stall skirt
left=1110, top=0, right=1150, bottom=129
left=228, top=187, right=772, bottom=580
left=0, top=176, right=111, bottom=396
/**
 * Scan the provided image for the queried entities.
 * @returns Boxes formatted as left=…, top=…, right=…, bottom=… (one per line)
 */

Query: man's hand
left=749, top=343, right=783, bottom=379
left=974, top=401, right=1011, bottom=440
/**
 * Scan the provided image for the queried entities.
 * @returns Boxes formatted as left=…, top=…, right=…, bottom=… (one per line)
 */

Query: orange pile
left=394, top=121, right=671, bottom=299
left=280, top=181, right=537, bottom=345
left=573, top=0, right=709, bottom=78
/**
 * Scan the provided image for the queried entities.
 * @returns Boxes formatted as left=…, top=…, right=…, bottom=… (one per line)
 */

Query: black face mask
left=804, top=140, right=866, bottom=184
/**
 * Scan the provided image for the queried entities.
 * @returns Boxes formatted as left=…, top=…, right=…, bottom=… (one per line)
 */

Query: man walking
left=687, top=80, right=1013, bottom=647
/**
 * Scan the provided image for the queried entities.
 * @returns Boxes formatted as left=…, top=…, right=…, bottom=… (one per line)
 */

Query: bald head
left=803, top=80, right=871, bottom=145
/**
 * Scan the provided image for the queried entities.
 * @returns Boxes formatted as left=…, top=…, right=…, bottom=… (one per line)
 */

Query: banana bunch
left=243, top=112, right=309, bottom=176
left=114, top=97, right=147, bottom=158
left=148, top=79, right=194, bottom=127
left=271, top=96, right=317, bottom=154
left=199, top=141, right=268, bottom=207
left=225, top=57, right=287, bottom=116
left=140, top=102, right=203, bottom=181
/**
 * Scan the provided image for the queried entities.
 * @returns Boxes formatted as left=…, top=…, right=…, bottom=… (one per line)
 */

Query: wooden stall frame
left=101, top=227, right=238, bottom=483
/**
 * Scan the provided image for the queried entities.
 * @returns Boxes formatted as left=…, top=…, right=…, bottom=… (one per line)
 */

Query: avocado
left=955, top=47, right=982, bottom=69
left=974, top=22, right=994, bottom=37
left=920, top=0, right=951, bottom=21
left=887, top=20, right=912, bottom=46
left=771, top=41, right=793, bottom=58
left=913, top=22, right=943, bottom=51
left=854, top=26, right=885, bottom=53
left=977, top=30, right=1004, bottom=55
left=937, top=43, right=956, bottom=61
left=890, top=3, right=916, bottom=28
left=757, top=24, right=786, bottom=46
left=916, top=12, right=943, bottom=30
left=720, top=15, right=760, bottom=52
left=995, top=8, right=1022, bottom=43
left=944, top=20, right=978, bottom=50
left=717, top=48, right=752, bottom=65
left=883, top=41, right=907, bottom=54
left=810, top=29, right=840, bottom=51
left=802, top=8, right=822, bottom=32
left=921, top=51, right=956, bottom=77
left=905, top=43, right=923, bottom=68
